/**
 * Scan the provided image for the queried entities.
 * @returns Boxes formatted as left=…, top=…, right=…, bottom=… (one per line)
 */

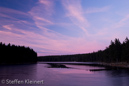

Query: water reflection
left=105, top=69, right=129, bottom=77
left=0, top=64, right=38, bottom=86
left=0, top=63, right=129, bottom=86
left=52, top=68, right=93, bottom=74
left=47, top=63, right=129, bottom=86
left=99, top=68, right=129, bottom=86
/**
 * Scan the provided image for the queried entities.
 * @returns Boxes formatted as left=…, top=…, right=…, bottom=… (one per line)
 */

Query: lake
left=0, top=62, right=129, bottom=86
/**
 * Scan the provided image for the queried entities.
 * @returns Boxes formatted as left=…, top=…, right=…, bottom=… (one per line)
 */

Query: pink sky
left=1, top=0, right=129, bottom=56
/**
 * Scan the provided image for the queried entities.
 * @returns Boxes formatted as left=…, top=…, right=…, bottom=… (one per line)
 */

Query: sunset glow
left=0, top=0, right=129, bottom=56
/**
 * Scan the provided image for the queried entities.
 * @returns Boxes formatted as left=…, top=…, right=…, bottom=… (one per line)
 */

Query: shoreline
left=1, top=61, right=129, bottom=69
left=98, top=62, right=129, bottom=69
left=39, top=61, right=129, bottom=69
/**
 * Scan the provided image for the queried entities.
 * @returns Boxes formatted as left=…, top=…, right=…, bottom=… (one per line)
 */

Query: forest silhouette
left=39, top=37, right=129, bottom=63
left=1, top=37, right=129, bottom=64
left=0, top=42, right=37, bottom=64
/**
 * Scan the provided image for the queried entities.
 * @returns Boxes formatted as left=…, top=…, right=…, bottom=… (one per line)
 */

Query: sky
left=0, top=0, right=129, bottom=56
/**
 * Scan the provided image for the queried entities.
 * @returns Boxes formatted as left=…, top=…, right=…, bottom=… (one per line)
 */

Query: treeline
left=0, top=42, right=37, bottom=64
left=38, top=37, right=129, bottom=63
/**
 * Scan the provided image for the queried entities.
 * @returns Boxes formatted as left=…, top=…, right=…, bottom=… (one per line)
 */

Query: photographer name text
left=1, top=79, right=44, bottom=85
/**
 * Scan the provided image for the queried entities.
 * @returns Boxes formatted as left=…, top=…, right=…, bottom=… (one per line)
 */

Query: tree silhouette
left=38, top=37, right=129, bottom=63
left=0, top=42, right=37, bottom=64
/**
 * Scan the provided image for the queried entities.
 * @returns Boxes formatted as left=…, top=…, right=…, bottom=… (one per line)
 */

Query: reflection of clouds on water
left=47, top=64, right=107, bottom=74
left=1, top=63, right=129, bottom=86
left=65, top=64, right=105, bottom=70
left=51, top=68, right=93, bottom=74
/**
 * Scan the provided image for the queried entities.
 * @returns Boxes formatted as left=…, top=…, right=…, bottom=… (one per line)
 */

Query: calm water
left=0, top=62, right=129, bottom=86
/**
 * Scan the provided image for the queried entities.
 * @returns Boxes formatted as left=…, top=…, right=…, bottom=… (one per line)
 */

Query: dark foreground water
left=0, top=62, right=129, bottom=86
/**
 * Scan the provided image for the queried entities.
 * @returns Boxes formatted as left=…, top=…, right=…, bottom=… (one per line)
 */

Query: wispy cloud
left=1, top=23, right=104, bottom=56
left=2, top=24, right=13, bottom=30
left=0, top=7, right=28, bottom=16
left=62, top=0, right=90, bottom=35
left=0, top=7, right=33, bottom=27
left=0, top=0, right=108, bottom=56
left=85, top=6, right=110, bottom=14
left=28, top=0, right=54, bottom=31
left=39, top=0, right=54, bottom=13
left=93, top=13, right=129, bottom=42
left=114, top=14, right=129, bottom=29
left=34, top=16, right=53, bottom=25
left=102, top=13, right=129, bottom=31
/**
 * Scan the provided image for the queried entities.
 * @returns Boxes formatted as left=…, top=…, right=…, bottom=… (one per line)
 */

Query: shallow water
left=0, top=62, right=129, bottom=86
